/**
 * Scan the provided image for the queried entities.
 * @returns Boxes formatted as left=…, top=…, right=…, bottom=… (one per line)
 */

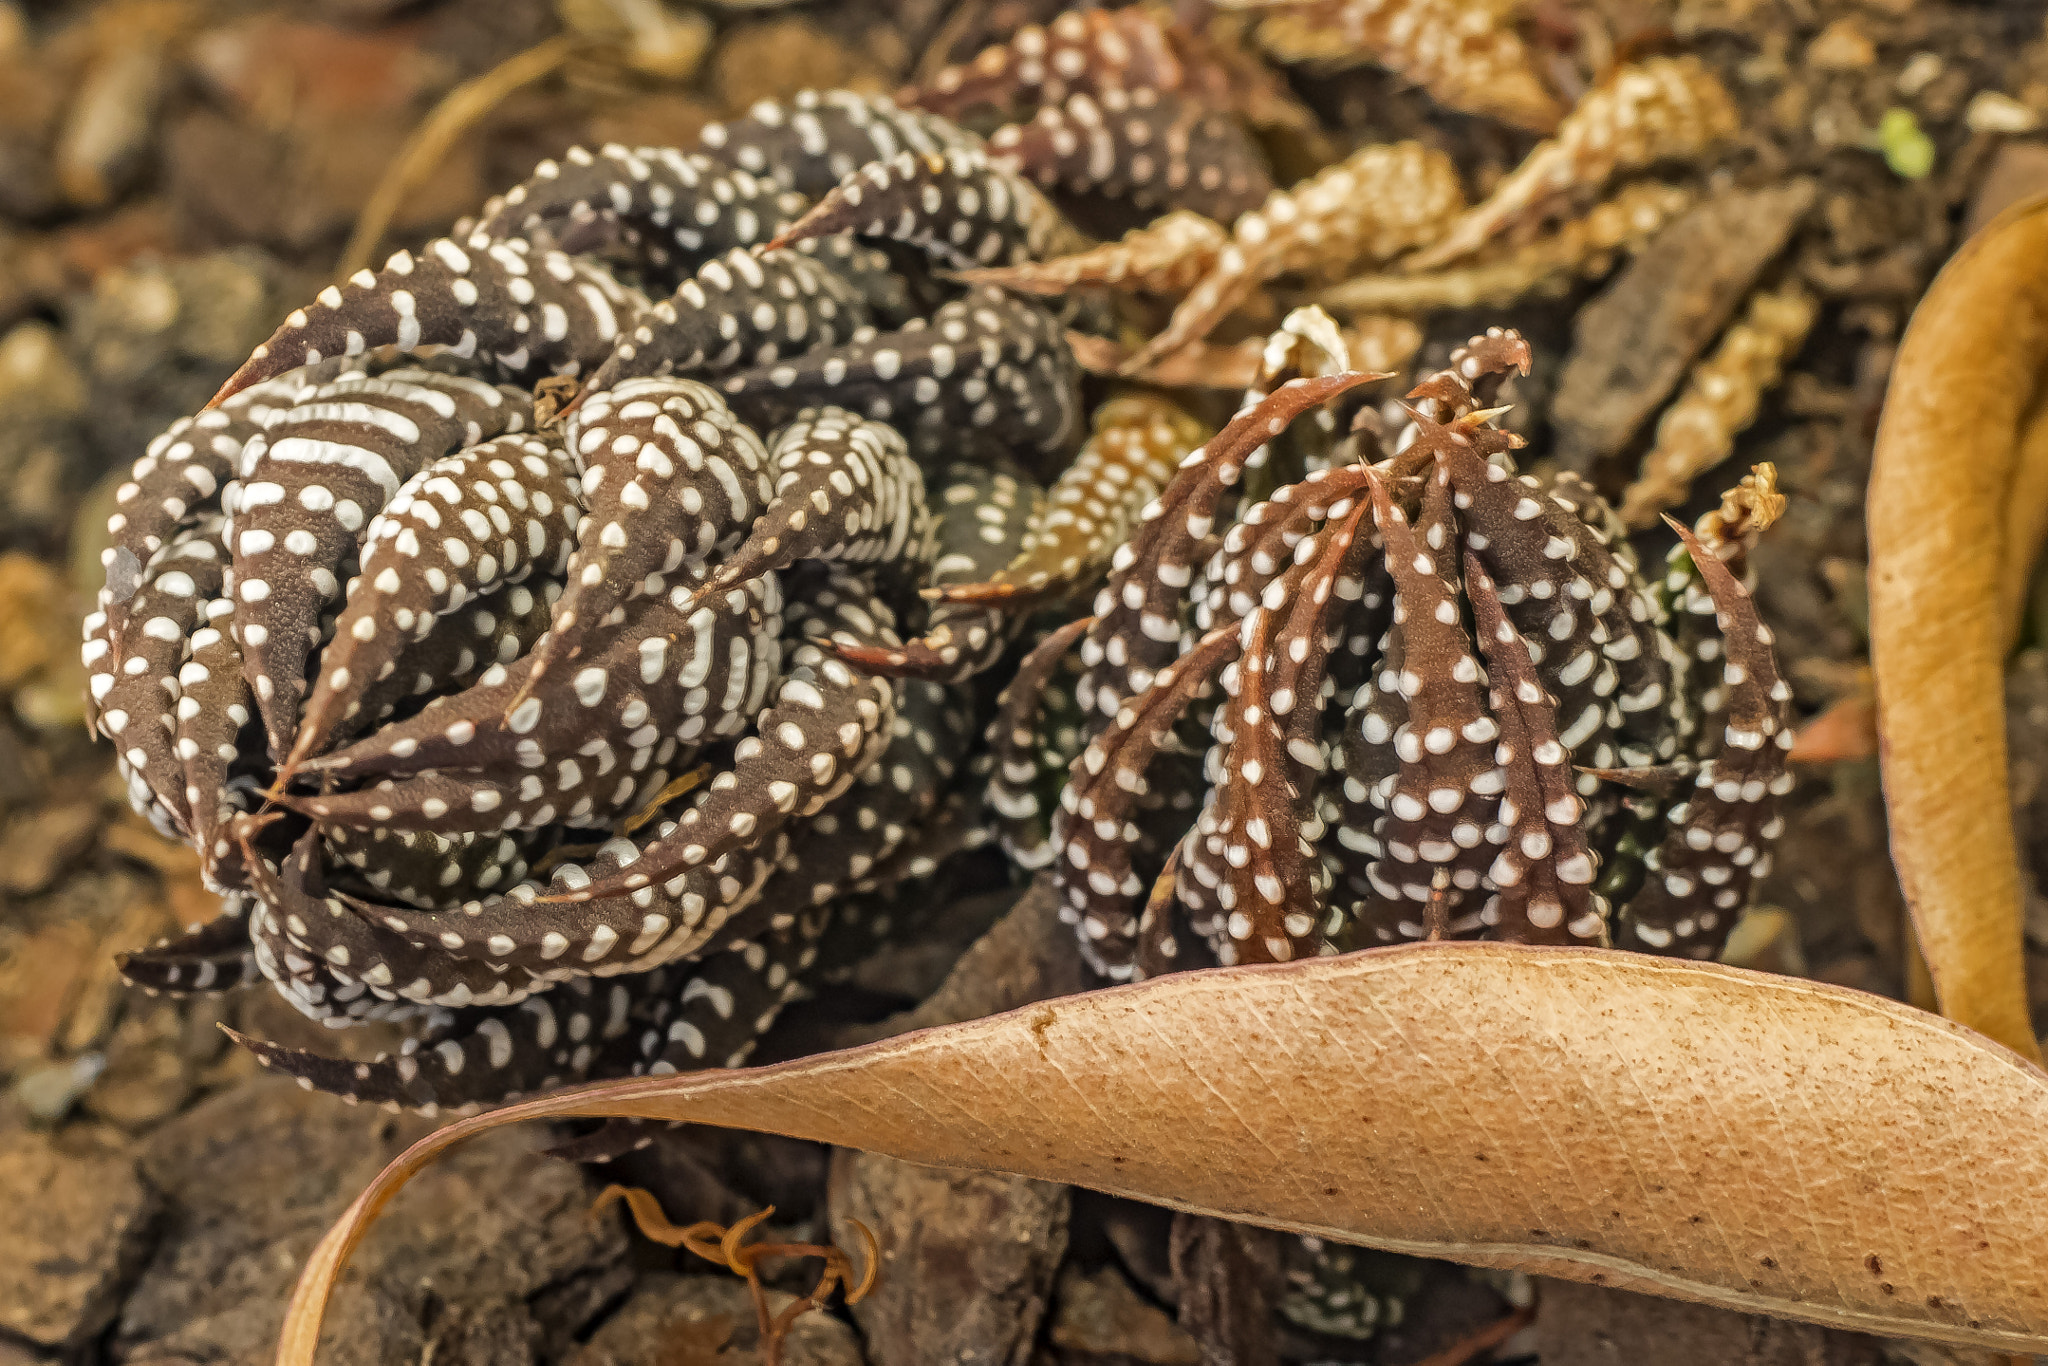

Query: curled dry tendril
left=591, top=1186, right=880, bottom=1366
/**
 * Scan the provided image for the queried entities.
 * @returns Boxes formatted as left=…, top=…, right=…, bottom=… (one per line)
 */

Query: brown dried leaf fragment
left=1691, top=463, right=1786, bottom=570
left=1232, top=0, right=1565, bottom=132
left=1619, top=279, right=1818, bottom=529
left=940, top=394, right=1210, bottom=609
left=1314, top=181, right=1696, bottom=315
left=1405, top=56, right=1739, bottom=272
left=1069, top=317, right=1421, bottom=389
left=1127, top=142, right=1465, bottom=368
left=1870, top=193, right=2048, bottom=1065
left=276, top=942, right=2048, bottom=1363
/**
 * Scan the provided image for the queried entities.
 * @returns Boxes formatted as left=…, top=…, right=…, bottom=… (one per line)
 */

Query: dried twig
left=592, top=1187, right=880, bottom=1366
left=337, top=35, right=579, bottom=279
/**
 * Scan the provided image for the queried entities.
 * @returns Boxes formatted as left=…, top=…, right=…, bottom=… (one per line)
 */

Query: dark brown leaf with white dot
left=86, top=88, right=1138, bottom=1123
left=968, top=326, right=1796, bottom=983
left=91, top=30, right=1785, bottom=1330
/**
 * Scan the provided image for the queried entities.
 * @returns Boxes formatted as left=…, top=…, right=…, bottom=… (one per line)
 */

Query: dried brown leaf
left=1404, top=56, right=1738, bottom=272
left=1870, top=193, right=2048, bottom=1065
left=1619, top=277, right=1818, bottom=528
left=1068, top=317, right=1421, bottom=388
left=268, top=941, right=2048, bottom=1362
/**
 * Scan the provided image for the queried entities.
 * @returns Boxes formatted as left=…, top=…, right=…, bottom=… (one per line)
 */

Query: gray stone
left=0, top=1123, right=157, bottom=1351
left=831, top=1148, right=1068, bottom=1366
left=116, top=1076, right=626, bottom=1365
left=569, top=1273, right=864, bottom=1366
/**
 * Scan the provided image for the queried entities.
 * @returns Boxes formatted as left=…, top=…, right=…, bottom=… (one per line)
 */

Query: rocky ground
left=4, top=0, right=2048, bottom=1362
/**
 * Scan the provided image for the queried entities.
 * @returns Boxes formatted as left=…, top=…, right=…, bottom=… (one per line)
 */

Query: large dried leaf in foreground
left=1869, top=192, right=2048, bottom=1065
left=268, top=942, right=2048, bottom=1362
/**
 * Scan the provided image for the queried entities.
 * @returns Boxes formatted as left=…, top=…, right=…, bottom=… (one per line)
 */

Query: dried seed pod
left=1405, top=56, right=1740, bottom=271
left=987, top=86, right=1274, bottom=223
left=1314, top=181, right=1697, bottom=315
left=1237, top=0, right=1565, bottom=132
left=1619, top=279, right=1818, bottom=529
left=1126, top=141, right=1465, bottom=369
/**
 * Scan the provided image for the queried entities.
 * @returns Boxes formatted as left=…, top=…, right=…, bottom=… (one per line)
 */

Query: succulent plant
left=76, top=9, right=1809, bottom=1347
left=84, top=88, right=1124, bottom=1123
left=974, top=325, right=1792, bottom=981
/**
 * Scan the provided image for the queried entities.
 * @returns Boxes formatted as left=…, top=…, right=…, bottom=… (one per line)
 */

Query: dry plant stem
left=1412, top=1305, right=1536, bottom=1365
left=589, top=1188, right=879, bottom=1366
left=336, top=35, right=580, bottom=280
left=260, top=942, right=2048, bottom=1364
left=1869, top=192, right=2048, bottom=1066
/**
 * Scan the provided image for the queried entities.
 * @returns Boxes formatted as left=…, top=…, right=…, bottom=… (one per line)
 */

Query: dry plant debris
left=1870, top=192, right=2048, bottom=1066
left=1229, top=0, right=1565, bottom=133
left=263, top=942, right=2048, bottom=1361
left=1620, top=277, right=1820, bottom=528
left=590, top=1186, right=878, bottom=1366
left=11, top=0, right=2041, bottom=1359
left=1402, top=55, right=1741, bottom=272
